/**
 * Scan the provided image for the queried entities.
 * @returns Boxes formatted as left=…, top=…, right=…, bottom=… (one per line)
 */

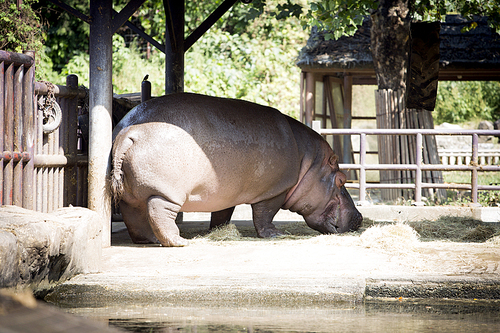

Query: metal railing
left=312, top=121, right=500, bottom=206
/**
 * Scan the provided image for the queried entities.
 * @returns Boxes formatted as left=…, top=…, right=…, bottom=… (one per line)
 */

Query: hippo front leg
left=251, top=194, right=286, bottom=238
left=147, top=196, right=189, bottom=247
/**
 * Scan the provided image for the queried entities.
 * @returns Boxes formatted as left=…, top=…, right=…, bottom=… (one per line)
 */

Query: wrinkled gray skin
left=111, top=93, right=362, bottom=247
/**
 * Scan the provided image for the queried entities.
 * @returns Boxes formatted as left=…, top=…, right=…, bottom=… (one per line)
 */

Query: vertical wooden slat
left=343, top=74, right=354, bottom=175
left=305, top=72, right=315, bottom=127
left=0, top=61, right=4, bottom=204
left=3, top=63, right=14, bottom=205
left=36, top=95, right=43, bottom=212
left=66, top=75, right=79, bottom=206
left=22, top=52, right=35, bottom=210
left=324, top=77, right=342, bottom=157
left=299, top=71, right=304, bottom=123
left=55, top=97, right=63, bottom=209
left=13, top=64, right=24, bottom=206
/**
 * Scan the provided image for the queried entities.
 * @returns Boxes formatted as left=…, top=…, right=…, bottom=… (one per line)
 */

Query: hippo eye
left=335, top=171, right=347, bottom=188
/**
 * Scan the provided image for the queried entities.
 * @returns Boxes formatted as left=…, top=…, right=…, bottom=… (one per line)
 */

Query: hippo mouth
left=319, top=201, right=341, bottom=234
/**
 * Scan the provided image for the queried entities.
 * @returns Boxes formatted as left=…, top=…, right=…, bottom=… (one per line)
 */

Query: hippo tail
left=109, top=130, right=134, bottom=207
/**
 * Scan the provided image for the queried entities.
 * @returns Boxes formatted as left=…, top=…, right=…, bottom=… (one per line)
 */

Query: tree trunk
left=370, top=0, right=411, bottom=91
left=371, top=0, right=411, bottom=201
left=371, top=0, right=445, bottom=203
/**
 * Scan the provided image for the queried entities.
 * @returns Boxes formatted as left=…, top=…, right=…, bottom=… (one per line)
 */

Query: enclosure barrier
left=1, top=50, right=88, bottom=213
left=439, top=148, right=500, bottom=166
left=312, top=121, right=500, bottom=206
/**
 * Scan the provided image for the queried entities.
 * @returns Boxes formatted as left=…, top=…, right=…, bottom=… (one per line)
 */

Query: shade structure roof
left=296, top=15, right=500, bottom=81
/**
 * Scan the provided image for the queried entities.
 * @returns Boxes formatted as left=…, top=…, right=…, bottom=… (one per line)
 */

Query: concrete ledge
left=358, top=205, right=500, bottom=223
left=183, top=205, right=500, bottom=223
left=366, top=277, right=500, bottom=300
left=0, top=206, right=102, bottom=292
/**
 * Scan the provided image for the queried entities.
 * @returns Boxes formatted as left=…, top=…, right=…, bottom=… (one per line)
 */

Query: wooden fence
left=1, top=50, right=88, bottom=213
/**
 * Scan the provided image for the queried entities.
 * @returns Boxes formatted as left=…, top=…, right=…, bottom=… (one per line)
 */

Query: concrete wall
left=0, top=206, right=101, bottom=294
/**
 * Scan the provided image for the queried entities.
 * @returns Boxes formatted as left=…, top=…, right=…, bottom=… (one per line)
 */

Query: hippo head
left=285, top=152, right=363, bottom=234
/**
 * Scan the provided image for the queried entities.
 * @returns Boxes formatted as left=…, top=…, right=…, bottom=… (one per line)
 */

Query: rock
left=478, top=120, right=494, bottom=143
left=435, top=123, right=470, bottom=149
left=0, top=206, right=101, bottom=293
left=493, top=119, right=500, bottom=138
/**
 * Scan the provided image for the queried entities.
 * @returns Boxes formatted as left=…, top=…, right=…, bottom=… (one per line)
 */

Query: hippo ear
left=335, top=171, right=347, bottom=188
left=328, top=154, right=339, bottom=170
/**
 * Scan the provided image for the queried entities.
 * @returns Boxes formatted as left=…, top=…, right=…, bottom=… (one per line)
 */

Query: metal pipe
left=66, top=75, right=79, bottom=206
left=89, top=0, right=113, bottom=247
left=471, top=133, right=480, bottom=206
left=358, top=133, right=367, bottom=205
left=4, top=63, right=14, bottom=205
left=319, top=128, right=500, bottom=136
left=141, top=79, right=151, bottom=103
left=34, top=81, right=86, bottom=98
left=22, top=50, right=35, bottom=210
left=13, top=65, right=24, bottom=206
left=414, top=133, right=424, bottom=205
left=0, top=50, right=34, bottom=67
left=0, top=60, right=3, bottom=204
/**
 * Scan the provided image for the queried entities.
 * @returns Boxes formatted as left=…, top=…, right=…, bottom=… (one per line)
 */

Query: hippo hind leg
left=210, top=206, right=235, bottom=229
left=147, top=196, right=189, bottom=247
left=251, top=194, right=286, bottom=238
left=120, top=201, right=159, bottom=244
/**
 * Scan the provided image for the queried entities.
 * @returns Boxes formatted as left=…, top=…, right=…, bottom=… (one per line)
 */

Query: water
left=65, top=300, right=500, bottom=333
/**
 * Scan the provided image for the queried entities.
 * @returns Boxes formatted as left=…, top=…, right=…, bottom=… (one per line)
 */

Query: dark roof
left=296, top=15, right=500, bottom=80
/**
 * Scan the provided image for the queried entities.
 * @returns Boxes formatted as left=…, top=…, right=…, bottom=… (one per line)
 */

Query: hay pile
left=407, top=217, right=499, bottom=242
left=181, top=217, right=500, bottom=245
left=359, top=224, right=420, bottom=253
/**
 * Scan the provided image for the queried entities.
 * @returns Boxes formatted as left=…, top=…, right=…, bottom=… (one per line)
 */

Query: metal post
left=414, top=133, right=424, bottom=206
left=22, top=50, right=35, bottom=210
left=141, top=79, right=151, bottom=103
left=88, top=0, right=113, bottom=247
left=66, top=74, right=79, bottom=206
left=470, top=133, right=481, bottom=207
left=0, top=60, right=4, bottom=204
left=358, top=133, right=367, bottom=205
left=165, top=0, right=184, bottom=94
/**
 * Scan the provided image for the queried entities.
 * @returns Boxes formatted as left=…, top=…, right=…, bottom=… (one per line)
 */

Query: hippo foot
left=161, top=235, right=189, bottom=247
left=257, top=228, right=285, bottom=238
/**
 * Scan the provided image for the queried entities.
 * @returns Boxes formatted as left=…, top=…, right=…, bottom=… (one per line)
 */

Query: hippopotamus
left=110, top=93, right=362, bottom=246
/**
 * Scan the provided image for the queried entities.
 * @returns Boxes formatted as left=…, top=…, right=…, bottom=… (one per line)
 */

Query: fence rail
left=313, top=121, right=500, bottom=206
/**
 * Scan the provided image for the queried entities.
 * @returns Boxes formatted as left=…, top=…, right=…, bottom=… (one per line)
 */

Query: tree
left=305, top=0, right=500, bottom=93
left=304, top=0, right=500, bottom=202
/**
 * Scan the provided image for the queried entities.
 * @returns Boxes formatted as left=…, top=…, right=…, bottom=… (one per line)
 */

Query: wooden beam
left=305, top=72, right=315, bottom=127
left=185, top=0, right=239, bottom=51
left=111, top=0, right=147, bottom=33
left=47, top=0, right=91, bottom=23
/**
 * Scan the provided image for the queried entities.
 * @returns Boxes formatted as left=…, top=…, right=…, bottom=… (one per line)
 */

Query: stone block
left=0, top=206, right=102, bottom=291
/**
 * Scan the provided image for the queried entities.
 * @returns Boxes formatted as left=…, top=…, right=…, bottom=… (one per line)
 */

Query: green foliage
left=36, top=0, right=90, bottom=72
left=184, top=11, right=307, bottom=118
left=433, top=81, right=500, bottom=124
left=303, top=0, right=500, bottom=41
left=304, top=0, right=377, bottom=40
left=0, top=0, right=43, bottom=53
